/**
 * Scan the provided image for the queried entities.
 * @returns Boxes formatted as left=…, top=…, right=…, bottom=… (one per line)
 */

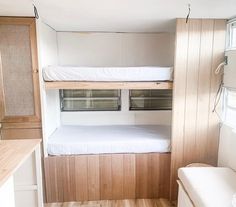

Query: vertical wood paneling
left=44, top=153, right=170, bottom=202
left=100, top=155, right=112, bottom=200
left=151, top=154, right=160, bottom=198
left=88, top=155, right=100, bottom=200
left=62, top=157, right=70, bottom=201
left=171, top=18, right=226, bottom=200
left=56, top=157, right=64, bottom=202
left=136, top=154, right=149, bottom=198
left=62, top=156, right=76, bottom=202
left=123, top=154, right=136, bottom=199
left=170, top=19, right=189, bottom=200
left=44, top=158, right=52, bottom=203
left=195, top=20, right=215, bottom=163
left=75, top=156, right=88, bottom=201
left=159, top=154, right=171, bottom=199
left=112, top=154, right=124, bottom=199
left=183, top=19, right=202, bottom=165
left=47, top=157, right=58, bottom=202
left=207, top=20, right=226, bottom=165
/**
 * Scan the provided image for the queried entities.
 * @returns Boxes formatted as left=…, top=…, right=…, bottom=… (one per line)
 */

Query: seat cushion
left=178, top=167, right=236, bottom=207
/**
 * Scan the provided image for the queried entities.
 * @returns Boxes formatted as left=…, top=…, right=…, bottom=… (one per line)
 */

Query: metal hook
left=186, top=4, right=191, bottom=23
left=33, top=3, right=39, bottom=19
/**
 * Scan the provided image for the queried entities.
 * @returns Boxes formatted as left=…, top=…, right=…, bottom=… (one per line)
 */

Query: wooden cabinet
left=0, top=17, right=42, bottom=139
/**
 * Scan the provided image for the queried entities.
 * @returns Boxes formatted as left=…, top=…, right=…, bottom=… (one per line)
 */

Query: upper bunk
left=43, top=66, right=173, bottom=90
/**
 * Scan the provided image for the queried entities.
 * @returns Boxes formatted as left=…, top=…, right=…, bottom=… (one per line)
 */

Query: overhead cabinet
left=0, top=17, right=41, bottom=139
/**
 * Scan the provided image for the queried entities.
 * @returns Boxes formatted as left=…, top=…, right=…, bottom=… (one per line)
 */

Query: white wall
left=36, top=20, right=60, bottom=156
left=57, top=32, right=175, bottom=126
left=57, top=32, right=175, bottom=67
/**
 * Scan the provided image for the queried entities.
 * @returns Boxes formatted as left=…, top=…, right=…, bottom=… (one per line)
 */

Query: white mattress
left=47, top=125, right=171, bottom=155
left=43, top=66, right=173, bottom=82
left=178, top=167, right=236, bottom=207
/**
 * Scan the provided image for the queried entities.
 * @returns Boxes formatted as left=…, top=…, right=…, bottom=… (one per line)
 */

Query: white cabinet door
left=0, top=176, right=15, bottom=207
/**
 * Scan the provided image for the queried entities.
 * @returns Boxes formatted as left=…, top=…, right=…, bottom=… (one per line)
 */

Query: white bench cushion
left=178, top=167, right=236, bottom=207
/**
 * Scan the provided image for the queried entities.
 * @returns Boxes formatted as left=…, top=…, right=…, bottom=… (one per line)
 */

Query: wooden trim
left=1, top=128, right=42, bottom=140
left=0, top=17, right=35, bottom=25
left=44, top=153, right=171, bottom=203
left=0, top=51, right=5, bottom=122
left=1, top=122, right=41, bottom=129
left=44, top=81, right=173, bottom=90
left=29, top=18, right=42, bottom=122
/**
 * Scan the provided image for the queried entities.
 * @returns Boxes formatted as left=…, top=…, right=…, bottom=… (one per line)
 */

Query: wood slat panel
left=159, top=154, right=171, bottom=199
left=44, top=153, right=171, bottom=202
left=183, top=19, right=202, bottom=165
left=87, top=155, right=100, bottom=200
left=195, top=20, right=215, bottom=163
left=151, top=153, right=160, bottom=198
left=170, top=18, right=226, bottom=200
left=123, top=154, right=136, bottom=199
left=100, top=155, right=112, bottom=200
left=170, top=19, right=189, bottom=200
left=111, top=154, right=124, bottom=199
left=207, top=20, right=226, bottom=165
left=75, top=156, right=88, bottom=201
left=56, top=157, right=64, bottom=202
left=136, top=154, right=149, bottom=198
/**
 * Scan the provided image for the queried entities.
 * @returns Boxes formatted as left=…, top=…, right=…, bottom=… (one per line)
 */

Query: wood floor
left=45, top=199, right=175, bottom=207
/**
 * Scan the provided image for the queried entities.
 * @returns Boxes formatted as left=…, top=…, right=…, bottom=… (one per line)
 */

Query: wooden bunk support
left=44, top=153, right=171, bottom=203
left=44, top=81, right=173, bottom=90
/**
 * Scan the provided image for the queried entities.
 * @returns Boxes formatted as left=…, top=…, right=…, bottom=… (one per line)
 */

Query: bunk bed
left=43, top=66, right=173, bottom=89
left=42, top=65, right=173, bottom=202
left=47, top=125, right=171, bottom=155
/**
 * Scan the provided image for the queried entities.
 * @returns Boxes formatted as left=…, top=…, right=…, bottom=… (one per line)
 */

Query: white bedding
left=43, top=66, right=173, bottom=82
left=47, top=125, right=171, bottom=155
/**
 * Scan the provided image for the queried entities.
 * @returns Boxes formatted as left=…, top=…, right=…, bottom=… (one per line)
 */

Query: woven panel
left=0, top=25, right=34, bottom=116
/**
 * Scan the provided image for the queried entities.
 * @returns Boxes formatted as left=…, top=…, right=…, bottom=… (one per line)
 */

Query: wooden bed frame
left=44, top=152, right=171, bottom=203
left=44, top=81, right=173, bottom=90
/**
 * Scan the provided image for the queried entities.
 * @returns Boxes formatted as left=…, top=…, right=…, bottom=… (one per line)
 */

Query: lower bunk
left=44, top=153, right=171, bottom=203
left=44, top=125, right=171, bottom=203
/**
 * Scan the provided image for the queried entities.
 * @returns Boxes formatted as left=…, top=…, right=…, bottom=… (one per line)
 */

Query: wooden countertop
left=0, top=139, right=41, bottom=187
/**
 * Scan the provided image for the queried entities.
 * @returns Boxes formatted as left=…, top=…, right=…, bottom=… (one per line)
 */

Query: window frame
left=129, top=89, right=173, bottom=111
left=226, top=18, right=236, bottom=51
left=60, top=89, right=121, bottom=112
left=222, top=87, right=236, bottom=129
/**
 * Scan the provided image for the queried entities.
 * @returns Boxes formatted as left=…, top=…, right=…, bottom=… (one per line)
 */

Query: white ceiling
left=0, top=0, right=236, bottom=32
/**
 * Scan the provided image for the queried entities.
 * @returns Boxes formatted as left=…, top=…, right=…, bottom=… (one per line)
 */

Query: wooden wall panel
left=44, top=153, right=171, bottom=203
left=207, top=20, right=227, bottom=165
left=87, top=155, right=100, bottom=200
left=123, top=154, right=136, bottom=199
left=171, top=19, right=226, bottom=200
left=75, top=156, right=88, bottom=201
left=111, top=154, right=124, bottom=199
left=100, top=155, right=112, bottom=200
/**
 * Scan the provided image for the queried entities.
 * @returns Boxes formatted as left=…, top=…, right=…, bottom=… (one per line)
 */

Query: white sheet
left=43, top=66, right=173, bottom=82
left=47, top=125, right=171, bottom=155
